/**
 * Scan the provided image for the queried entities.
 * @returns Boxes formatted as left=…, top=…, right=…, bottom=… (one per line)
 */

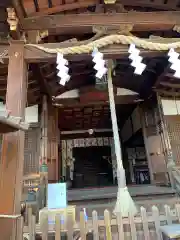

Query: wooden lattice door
left=165, top=115, right=180, bottom=166
left=142, top=104, right=168, bottom=185
left=24, top=126, right=40, bottom=175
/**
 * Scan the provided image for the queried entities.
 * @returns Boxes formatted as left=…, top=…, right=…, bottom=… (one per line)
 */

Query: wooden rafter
left=154, top=89, right=180, bottom=97
left=159, top=81, right=180, bottom=89
left=31, top=64, right=53, bottom=97
left=120, top=0, right=180, bottom=10
left=12, top=0, right=26, bottom=24
left=27, top=0, right=98, bottom=17
left=154, top=66, right=171, bottom=87
left=22, top=0, right=180, bottom=17
left=21, top=11, right=180, bottom=32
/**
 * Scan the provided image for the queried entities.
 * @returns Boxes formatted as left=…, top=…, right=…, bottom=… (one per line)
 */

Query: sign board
left=47, top=183, right=67, bottom=209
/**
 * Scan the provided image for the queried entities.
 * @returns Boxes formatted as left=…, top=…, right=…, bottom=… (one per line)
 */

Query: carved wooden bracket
left=93, top=24, right=133, bottom=36
left=104, top=0, right=117, bottom=4
left=6, top=8, right=19, bottom=31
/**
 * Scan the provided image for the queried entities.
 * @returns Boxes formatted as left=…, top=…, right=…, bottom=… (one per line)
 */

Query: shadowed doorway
left=72, top=146, right=113, bottom=188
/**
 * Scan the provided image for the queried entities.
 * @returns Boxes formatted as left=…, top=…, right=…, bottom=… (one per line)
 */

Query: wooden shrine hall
left=2, top=0, right=180, bottom=239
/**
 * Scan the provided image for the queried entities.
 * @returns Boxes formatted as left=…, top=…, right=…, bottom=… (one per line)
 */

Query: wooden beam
left=154, top=65, right=170, bottom=87
left=154, top=89, right=180, bottom=97
left=159, top=81, right=180, bottom=89
left=26, top=0, right=180, bottom=17
left=0, top=0, right=11, bottom=7
left=54, top=91, right=140, bottom=106
left=0, top=37, right=179, bottom=63
left=12, top=0, right=26, bottom=24
left=31, top=64, right=53, bottom=96
left=28, top=0, right=97, bottom=17
left=0, top=44, right=163, bottom=63
left=120, top=0, right=180, bottom=10
left=22, top=11, right=180, bottom=32
left=0, top=41, right=27, bottom=239
left=24, top=45, right=167, bottom=62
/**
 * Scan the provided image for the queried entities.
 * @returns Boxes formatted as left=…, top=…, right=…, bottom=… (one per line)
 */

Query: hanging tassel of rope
left=107, top=60, right=137, bottom=217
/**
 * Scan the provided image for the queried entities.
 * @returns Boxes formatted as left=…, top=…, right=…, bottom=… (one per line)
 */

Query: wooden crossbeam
left=159, top=81, right=180, bottom=88
left=22, top=11, right=180, bottom=32
left=24, top=0, right=180, bottom=17
left=0, top=44, right=168, bottom=63
left=0, top=36, right=180, bottom=63
left=154, top=89, right=180, bottom=97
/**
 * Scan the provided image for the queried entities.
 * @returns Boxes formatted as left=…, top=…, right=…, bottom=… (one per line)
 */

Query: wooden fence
left=21, top=204, right=180, bottom=239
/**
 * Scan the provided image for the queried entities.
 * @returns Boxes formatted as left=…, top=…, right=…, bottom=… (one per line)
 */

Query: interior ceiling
left=0, top=64, right=41, bottom=106
left=19, top=0, right=180, bottom=17
left=58, top=103, right=136, bottom=131
left=1, top=0, right=180, bottom=41
left=0, top=55, right=179, bottom=106
left=39, top=56, right=168, bottom=99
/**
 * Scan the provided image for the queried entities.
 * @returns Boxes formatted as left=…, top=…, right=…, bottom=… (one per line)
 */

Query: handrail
left=23, top=174, right=40, bottom=181
left=169, top=165, right=180, bottom=193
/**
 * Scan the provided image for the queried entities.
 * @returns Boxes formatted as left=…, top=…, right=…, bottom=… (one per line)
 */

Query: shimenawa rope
left=26, top=34, right=180, bottom=56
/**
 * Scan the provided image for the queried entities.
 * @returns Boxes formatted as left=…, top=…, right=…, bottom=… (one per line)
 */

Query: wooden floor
left=68, top=185, right=179, bottom=219
left=68, top=184, right=176, bottom=202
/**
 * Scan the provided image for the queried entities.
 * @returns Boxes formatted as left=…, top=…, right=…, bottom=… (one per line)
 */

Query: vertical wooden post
left=140, top=107, right=154, bottom=183
left=0, top=41, right=27, bottom=239
left=39, top=95, right=48, bottom=208
left=47, top=103, right=59, bottom=182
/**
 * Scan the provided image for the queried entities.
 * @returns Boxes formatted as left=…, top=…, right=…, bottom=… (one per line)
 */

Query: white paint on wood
left=176, top=100, right=180, bottom=115
left=56, top=89, right=79, bottom=99
left=0, top=103, right=39, bottom=123
left=161, top=99, right=178, bottom=115
left=116, top=88, right=138, bottom=96
left=25, top=105, right=38, bottom=123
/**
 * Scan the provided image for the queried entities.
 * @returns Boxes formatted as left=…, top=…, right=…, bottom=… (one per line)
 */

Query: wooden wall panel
left=47, top=104, right=59, bottom=182
left=24, top=126, right=40, bottom=175
left=165, top=115, right=180, bottom=166
left=141, top=105, right=168, bottom=185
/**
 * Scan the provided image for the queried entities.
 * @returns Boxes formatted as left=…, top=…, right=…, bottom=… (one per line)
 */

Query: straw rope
left=26, top=34, right=180, bottom=56
left=173, top=25, right=180, bottom=33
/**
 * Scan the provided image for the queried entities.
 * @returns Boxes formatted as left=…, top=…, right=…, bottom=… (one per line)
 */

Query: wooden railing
left=22, top=204, right=180, bottom=239
left=171, top=166, right=180, bottom=193
left=0, top=214, right=24, bottom=240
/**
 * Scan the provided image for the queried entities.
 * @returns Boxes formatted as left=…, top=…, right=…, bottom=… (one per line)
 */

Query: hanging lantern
left=40, top=163, right=48, bottom=173
left=27, top=190, right=36, bottom=202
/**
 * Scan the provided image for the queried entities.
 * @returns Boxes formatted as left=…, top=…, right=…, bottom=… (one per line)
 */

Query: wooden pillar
left=0, top=41, right=27, bottom=239
left=39, top=96, right=48, bottom=207
left=47, top=103, right=59, bottom=182
left=39, top=97, right=59, bottom=207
